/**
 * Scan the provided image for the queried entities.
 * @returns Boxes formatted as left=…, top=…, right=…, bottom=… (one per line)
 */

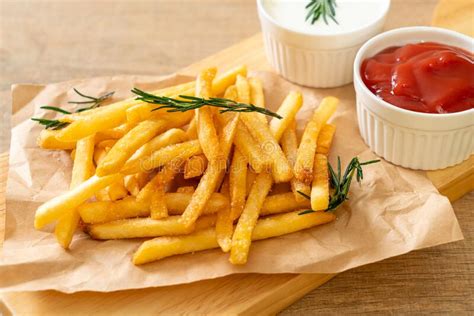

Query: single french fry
left=316, top=124, right=336, bottom=155
left=240, top=114, right=292, bottom=183
left=133, top=210, right=335, bottom=265
left=87, top=216, right=194, bottom=239
left=184, top=154, right=208, bottom=179
left=311, top=154, right=329, bottom=211
left=34, top=173, right=123, bottom=229
left=186, top=116, right=198, bottom=139
left=125, top=128, right=187, bottom=170
left=195, top=68, right=222, bottom=163
left=78, top=192, right=227, bottom=224
left=230, top=171, right=273, bottom=265
left=54, top=134, right=95, bottom=248
left=150, top=185, right=168, bottom=219
left=176, top=186, right=195, bottom=193
left=269, top=91, right=303, bottom=142
left=249, top=77, right=267, bottom=125
left=37, top=129, right=76, bottom=150
left=260, top=192, right=311, bottom=216
left=96, top=118, right=168, bottom=176
left=229, top=149, right=247, bottom=219
left=293, top=180, right=311, bottom=203
left=122, top=140, right=202, bottom=175
left=246, top=168, right=257, bottom=197
left=294, top=97, right=338, bottom=184
left=216, top=176, right=232, bottom=252
left=235, top=74, right=250, bottom=103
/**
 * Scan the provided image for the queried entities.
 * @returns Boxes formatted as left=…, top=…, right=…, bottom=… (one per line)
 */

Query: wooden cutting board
left=1, top=2, right=473, bottom=315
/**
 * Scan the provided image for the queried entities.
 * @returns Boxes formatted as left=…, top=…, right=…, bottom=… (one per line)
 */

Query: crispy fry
left=34, top=173, right=123, bottom=229
left=150, top=185, right=168, bottom=219
left=294, top=97, right=338, bottom=184
left=124, top=173, right=147, bottom=196
left=269, top=91, right=303, bottom=142
left=195, top=68, right=222, bottom=163
left=316, top=124, right=336, bottom=155
left=133, top=210, right=335, bottom=265
left=96, top=122, right=136, bottom=141
left=216, top=177, right=232, bottom=252
left=246, top=168, right=257, bottom=197
left=229, top=149, right=247, bottom=219
left=230, top=171, right=273, bottom=265
left=260, top=192, right=311, bottom=216
left=186, top=116, right=198, bottom=139
left=240, top=114, right=292, bottom=183
left=107, top=179, right=128, bottom=201
left=249, top=77, right=267, bottom=125
left=184, top=154, right=208, bottom=179
left=37, top=129, right=76, bottom=150
left=235, top=74, right=250, bottom=103
left=311, top=154, right=329, bottom=211
left=78, top=193, right=227, bottom=224
left=54, top=134, right=95, bottom=248
left=122, top=140, right=202, bottom=175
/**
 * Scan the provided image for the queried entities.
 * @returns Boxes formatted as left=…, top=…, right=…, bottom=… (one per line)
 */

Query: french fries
left=33, top=66, right=343, bottom=267
left=311, top=154, right=330, bottom=211
left=54, top=134, right=95, bottom=248
left=133, top=210, right=336, bottom=265
left=294, top=97, right=338, bottom=184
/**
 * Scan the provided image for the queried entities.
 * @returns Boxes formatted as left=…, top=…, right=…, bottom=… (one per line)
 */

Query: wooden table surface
left=0, top=0, right=472, bottom=314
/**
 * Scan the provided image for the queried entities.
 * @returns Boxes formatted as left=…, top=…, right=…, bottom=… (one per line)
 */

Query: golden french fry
left=96, top=122, right=136, bottom=141
left=311, top=154, right=329, bottom=211
left=122, top=140, right=202, bottom=175
left=107, top=179, right=129, bottom=201
left=230, top=171, right=273, bottom=265
left=133, top=210, right=335, bottom=265
left=293, top=180, right=311, bottom=203
left=216, top=177, right=232, bottom=252
left=233, top=123, right=271, bottom=173
left=96, top=118, right=169, bottom=176
left=87, top=216, right=193, bottom=239
left=249, top=77, right=266, bottom=120
left=78, top=192, right=227, bottom=224
left=260, top=192, right=311, bottom=216
left=186, top=116, right=198, bottom=139
left=96, top=139, right=117, bottom=149
left=176, top=186, right=195, bottom=193
left=37, top=129, right=76, bottom=150
left=150, top=185, right=168, bottom=219
left=294, top=97, right=338, bottom=184
left=316, top=124, right=336, bottom=155
left=54, top=134, right=95, bottom=248
left=269, top=91, right=303, bottom=142
left=34, top=173, right=123, bottom=229
left=125, top=128, right=187, bottom=170
left=229, top=149, right=247, bottom=219
left=246, top=168, right=257, bottom=197
left=196, top=68, right=222, bottom=163
left=235, top=74, right=250, bottom=103
left=184, top=154, right=208, bottom=179
left=240, top=114, right=292, bottom=183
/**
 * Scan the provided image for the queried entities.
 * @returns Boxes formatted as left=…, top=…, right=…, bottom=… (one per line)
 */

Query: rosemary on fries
left=31, top=89, right=114, bottom=130
left=132, top=88, right=282, bottom=119
left=298, top=156, right=380, bottom=215
left=305, top=0, right=338, bottom=25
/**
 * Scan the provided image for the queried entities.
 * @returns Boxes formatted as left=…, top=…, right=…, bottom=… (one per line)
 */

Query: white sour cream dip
left=262, top=0, right=390, bottom=35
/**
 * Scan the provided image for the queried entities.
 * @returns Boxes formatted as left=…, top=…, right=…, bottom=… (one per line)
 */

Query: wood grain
left=0, top=0, right=472, bottom=315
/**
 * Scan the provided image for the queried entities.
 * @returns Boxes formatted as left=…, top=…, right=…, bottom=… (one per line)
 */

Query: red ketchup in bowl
left=361, top=42, right=474, bottom=113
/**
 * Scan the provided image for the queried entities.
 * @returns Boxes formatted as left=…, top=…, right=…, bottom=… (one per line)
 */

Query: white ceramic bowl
left=257, top=0, right=390, bottom=88
left=354, top=26, right=474, bottom=170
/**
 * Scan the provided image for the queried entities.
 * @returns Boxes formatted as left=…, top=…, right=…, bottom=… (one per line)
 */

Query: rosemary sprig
left=131, top=88, right=282, bottom=119
left=31, top=89, right=114, bottom=129
left=305, top=0, right=338, bottom=25
left=298, top=156, right=380, bottom=215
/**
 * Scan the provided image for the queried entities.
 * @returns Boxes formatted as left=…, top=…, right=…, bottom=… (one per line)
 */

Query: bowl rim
left=353, top=26, right=474, bottom=119
left=256, top=0, right=391, bottom=38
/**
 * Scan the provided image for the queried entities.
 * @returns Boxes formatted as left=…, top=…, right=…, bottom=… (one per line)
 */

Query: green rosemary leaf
left=306, top=0, right=338, bottom=25
left=39, top=106, right=72, bottom=115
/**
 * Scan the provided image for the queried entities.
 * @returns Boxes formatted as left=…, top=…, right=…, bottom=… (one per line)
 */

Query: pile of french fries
left=34, top=65, right=339, bottom=265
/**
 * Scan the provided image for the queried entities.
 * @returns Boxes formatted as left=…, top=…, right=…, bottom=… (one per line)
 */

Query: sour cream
left=262, top=0, right=390, bottom=35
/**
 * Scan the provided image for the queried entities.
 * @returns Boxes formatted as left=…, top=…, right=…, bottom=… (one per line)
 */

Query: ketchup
left=361, top=42, right=474, bottom=113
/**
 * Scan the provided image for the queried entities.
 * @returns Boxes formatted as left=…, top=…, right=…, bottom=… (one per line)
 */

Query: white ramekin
left=354, top=26, right=474, bottom=170
left=257, top=0, right=390, bottom=88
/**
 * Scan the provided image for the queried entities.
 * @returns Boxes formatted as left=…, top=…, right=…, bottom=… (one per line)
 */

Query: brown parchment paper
left=0, top=71, right=463, bottom=293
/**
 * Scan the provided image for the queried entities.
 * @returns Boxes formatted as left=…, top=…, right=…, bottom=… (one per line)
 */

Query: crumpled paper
left=0, top=71, right=463, bottom=293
